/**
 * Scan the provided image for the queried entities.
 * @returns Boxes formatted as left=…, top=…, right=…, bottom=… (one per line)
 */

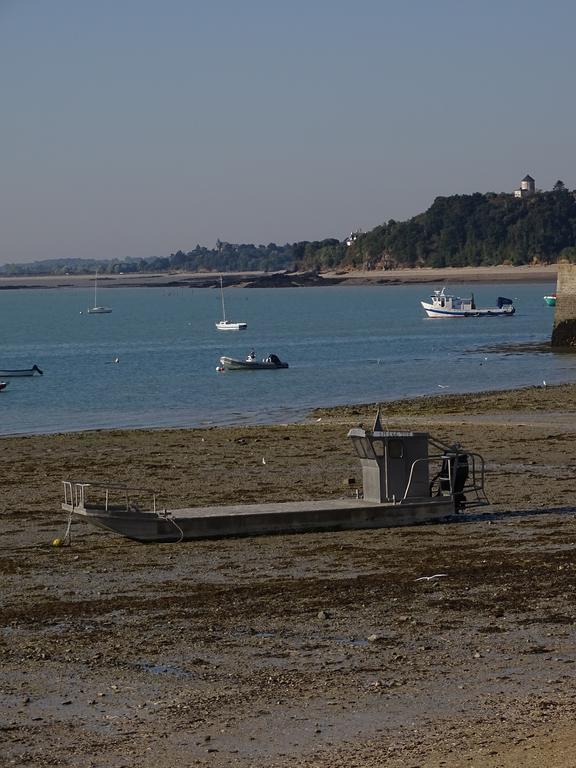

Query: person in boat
left=247, top=350, right=256, bottom=362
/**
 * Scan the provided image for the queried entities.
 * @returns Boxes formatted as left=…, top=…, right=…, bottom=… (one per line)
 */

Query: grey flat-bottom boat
left=61, top=414, right=489, bottom=544
left=0, top=364, right=43, bottom=377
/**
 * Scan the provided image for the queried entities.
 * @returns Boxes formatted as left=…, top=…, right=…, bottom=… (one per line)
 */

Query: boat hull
left=219, top=356, right=288, bottom=370
left=543, top=295, right=556, bottom=307
left=0, top=365, right=43, bottom=377
left=421, top=301, right=515, bottom=318
left=65, top=497, right=456, bottom=543
left=87, top=307, right=112, bottom=314
left=215, top=321, right=247, bottom=330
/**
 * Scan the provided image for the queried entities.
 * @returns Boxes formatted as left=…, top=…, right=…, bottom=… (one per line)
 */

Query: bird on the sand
left=414, top=574, right=448, bottom=582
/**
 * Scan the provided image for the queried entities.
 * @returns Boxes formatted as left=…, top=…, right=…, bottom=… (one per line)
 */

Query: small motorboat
left=0, top=381, right=8, bottom=391
left=0, top=364, right=43, bottom=377
left=543, top=294, right=557, bottom=307
left=421, top=288, right=515, bottom=318
left=218, top=352, right=289, bottom=371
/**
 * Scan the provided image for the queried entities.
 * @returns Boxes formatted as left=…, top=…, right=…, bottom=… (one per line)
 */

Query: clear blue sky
left=1, top=0, right=574, bottom=263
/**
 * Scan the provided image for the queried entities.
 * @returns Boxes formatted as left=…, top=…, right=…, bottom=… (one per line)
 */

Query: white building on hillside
left=514, top=174, right=536, bottom=198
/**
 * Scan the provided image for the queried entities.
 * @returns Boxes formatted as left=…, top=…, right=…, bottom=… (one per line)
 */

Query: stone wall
left=551, top=262, right=576, bottom=347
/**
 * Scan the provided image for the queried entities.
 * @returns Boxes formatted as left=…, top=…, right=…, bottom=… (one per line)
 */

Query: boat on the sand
left=421, top=288, right=515, bottom=318
left=61, top=413, right=489, bottom=543
left=218, top=352, right=288, bottom=371
left=0, top=364, right=43, bottom=377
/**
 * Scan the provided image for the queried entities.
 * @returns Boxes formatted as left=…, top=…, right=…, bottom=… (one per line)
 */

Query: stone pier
left=551, top=262, right=576, bottom=347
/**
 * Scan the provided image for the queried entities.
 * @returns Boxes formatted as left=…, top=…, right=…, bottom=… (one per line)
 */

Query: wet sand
left=323, top=263, right=558, bottom=285
left=2, top=383, right=576, bottom=767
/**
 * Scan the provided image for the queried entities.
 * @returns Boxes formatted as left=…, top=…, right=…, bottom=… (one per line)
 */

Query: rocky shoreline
left=0, top=263, right=558, bottom=290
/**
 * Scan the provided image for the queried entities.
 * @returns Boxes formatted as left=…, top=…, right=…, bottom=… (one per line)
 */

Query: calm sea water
left=0, top=281, right=566, bottom=436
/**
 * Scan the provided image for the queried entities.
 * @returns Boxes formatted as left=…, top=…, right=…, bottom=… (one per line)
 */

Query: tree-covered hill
left=2, top=187, right=575, bottom=277
left=306, top=187, right=576, bottom=272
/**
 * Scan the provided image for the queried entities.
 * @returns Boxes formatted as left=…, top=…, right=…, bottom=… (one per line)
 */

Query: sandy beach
left=2, top=383, right=576, bottom=766
left=323, top=263, right=559, bottom=285
left=0, top=263, right=559, bottom=290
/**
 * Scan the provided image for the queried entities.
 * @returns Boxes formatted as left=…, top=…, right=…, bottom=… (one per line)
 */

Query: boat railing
left=403, top=451, right=488, bottom=509
left=62, top=481, right=158, bottom=514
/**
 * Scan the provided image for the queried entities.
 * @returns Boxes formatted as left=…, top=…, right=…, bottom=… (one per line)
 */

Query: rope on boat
left=165, top=512, right=184, bottom=544
left=52, top=510, right=73, bottom=547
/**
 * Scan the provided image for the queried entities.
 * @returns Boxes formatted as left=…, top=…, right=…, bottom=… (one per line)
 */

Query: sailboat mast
left=94, top=270, right=98, bottom=306
left=220, top=276, right=226, bottom=321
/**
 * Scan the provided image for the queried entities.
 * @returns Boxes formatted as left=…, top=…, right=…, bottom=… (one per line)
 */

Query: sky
left=1, top=0, right=575, bottom=264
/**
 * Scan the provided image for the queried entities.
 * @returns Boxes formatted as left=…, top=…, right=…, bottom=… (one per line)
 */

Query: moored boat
left=215, top=276, right=247, bottom=330
left=218, top=352, right=288, bottom=370
left=87, top=270, right=112, bottom=314
left=0, top=381, right=8, bottom=391
left=421, top=288, right=515, bottom=318
left=543, top=294, right=557, bottom=307
left=216, top=319, right=248, bottom=331
left=0, top=364, right=43, bottom=377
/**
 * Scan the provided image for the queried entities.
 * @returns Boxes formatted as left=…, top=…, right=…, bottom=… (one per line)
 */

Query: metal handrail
left=403, top=451, right=488, bottom=505
left=62, top=479, right=158, bottom=514
left=403, top=455, right=445, bottom=501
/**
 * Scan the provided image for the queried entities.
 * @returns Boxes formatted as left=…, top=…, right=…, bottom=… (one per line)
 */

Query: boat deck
left=164, top=498, right=443, bottom=518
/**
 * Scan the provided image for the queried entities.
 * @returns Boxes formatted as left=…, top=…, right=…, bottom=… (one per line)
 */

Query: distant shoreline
left=0, top=264, right=558, bottom=290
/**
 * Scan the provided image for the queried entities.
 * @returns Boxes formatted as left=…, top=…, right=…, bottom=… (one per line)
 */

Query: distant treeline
left=0, top=238, right=344, bottom=276
left=2, top=186, right=576, bottom=276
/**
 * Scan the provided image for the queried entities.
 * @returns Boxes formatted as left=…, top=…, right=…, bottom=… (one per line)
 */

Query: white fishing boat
left=87, top=271, right=112, bottom=314
left=421, top=288, right=515, bottom=318
left=215, top=276, right=247, bottom=330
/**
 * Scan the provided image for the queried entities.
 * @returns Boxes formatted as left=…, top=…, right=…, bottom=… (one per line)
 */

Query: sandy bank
left=0, top=263, right=558, bottom=290
left=323, top=263, right=558, bottom=284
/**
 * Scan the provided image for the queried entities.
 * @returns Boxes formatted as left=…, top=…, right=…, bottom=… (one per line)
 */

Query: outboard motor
left=431, top=448, right=469, bottom=511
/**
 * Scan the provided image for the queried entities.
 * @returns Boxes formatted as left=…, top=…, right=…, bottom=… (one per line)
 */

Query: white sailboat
left=215, top=276, right=247, bottom=330
left=87, top=270, right=112, bottom=314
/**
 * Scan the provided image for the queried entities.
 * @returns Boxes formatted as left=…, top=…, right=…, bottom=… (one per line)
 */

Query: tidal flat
left=1, top=384, right=576, bottom=767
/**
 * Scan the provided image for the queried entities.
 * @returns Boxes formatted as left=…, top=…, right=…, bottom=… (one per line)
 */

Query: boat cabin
left=347, top=412, right=487, bottom=511
left=430, top=289, right=474, bottom=312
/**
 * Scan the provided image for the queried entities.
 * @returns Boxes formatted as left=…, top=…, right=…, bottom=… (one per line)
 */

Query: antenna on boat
left=372, top=407, right=384, bottom=433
